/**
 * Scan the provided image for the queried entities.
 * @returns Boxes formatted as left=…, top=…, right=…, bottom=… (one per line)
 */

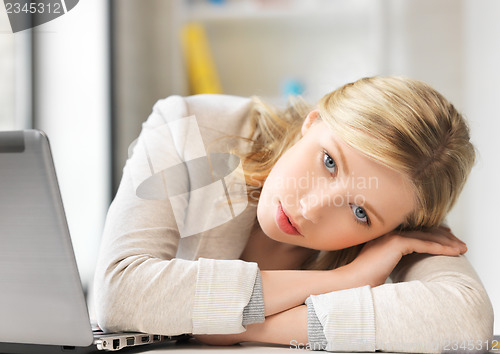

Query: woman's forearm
left=260, top=228, right=470, bottom=317
left=260, top=267, right=359, bottom=316
left=244, top=305, right=309, bottom=346
left=193, top=305, right=309, bottom=347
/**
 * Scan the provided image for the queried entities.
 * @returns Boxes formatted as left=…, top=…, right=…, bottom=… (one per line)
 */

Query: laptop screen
left=0, top=130, right=93, bottom=347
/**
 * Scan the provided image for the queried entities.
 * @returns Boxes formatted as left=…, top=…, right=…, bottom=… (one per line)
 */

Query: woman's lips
left=276, top=203, right=301, bottom=235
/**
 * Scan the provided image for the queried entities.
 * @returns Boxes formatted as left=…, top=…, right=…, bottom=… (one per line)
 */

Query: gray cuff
left=305, top=297, right=328, bottom=351
left=242, top=271, right=265, bottom=326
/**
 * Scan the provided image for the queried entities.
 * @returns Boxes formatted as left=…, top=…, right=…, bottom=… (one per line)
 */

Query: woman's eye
left=351, top=204, right=369, bottom=224
left=323, top=151, right=337, bottom=174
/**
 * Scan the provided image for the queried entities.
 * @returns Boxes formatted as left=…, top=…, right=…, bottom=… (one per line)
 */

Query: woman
left=93, top=76, right=493, bottom=353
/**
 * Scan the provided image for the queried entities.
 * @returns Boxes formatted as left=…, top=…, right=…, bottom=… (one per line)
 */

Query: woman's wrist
left=242, top=305, right=309, bottom=345
left=260, top=269, right=336, bottom=316
left=260, top=265, right=368, bottom=317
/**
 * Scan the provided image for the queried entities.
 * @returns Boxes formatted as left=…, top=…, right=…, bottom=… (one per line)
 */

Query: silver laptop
left=0, top=130, right=189, bottom=353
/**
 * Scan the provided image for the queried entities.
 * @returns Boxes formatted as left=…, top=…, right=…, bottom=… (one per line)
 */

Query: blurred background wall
left=1, top=0, right=498, bottom=332
left=0, top=0, right=109, bottom=295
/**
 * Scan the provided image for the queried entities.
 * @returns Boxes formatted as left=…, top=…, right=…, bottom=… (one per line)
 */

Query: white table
left=132, top=336, right=500, bottom=354
left=123, top=338, right=324, bottom=353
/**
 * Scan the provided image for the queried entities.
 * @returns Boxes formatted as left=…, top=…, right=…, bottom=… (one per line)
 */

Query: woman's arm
left=305, top=230, right=494, bottom=353
left=198, top=227, right=493, bottom=353
left=195, top=305, right=309, bottom=347
left=372, top=253, right=494, bottom=353
left=259, top=267, right=361, bottom=317
left=259, top=226, right=467, bottom=317
left=94, top=95, right=261, bottom=336
left=255, top=255, right=493, bottom=354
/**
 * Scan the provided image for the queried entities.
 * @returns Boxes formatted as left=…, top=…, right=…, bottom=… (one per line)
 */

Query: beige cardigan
left=93, top=94, right=494, bottom=352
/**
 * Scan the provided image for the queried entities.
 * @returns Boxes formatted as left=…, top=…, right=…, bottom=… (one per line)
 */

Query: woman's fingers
left=389, top=233, right=465, bottom=257
left=399, top=228, right=467, bottom=254
left=438, top=225, right=452, bottom=232
left=350, top=231, right=464, bottom=288
left=430, top=230, right=467, bottom=252
left=405, top=238, right=463, bottom=257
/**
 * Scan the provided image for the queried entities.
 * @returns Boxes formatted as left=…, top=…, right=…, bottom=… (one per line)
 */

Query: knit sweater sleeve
left=305, top=254, right=494, bottom=353
left=93, top=95, right=261, bottom=335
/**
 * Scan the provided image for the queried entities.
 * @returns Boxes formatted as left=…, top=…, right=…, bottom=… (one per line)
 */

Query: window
left=0, top=10, right=16, bottom=129
left=0, top=8, right=31, bottom=130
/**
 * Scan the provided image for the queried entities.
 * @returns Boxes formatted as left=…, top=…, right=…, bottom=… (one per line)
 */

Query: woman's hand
left=343, top=225, right=467, bottom=288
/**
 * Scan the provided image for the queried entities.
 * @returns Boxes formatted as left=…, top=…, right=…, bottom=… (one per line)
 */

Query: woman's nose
left=299, top=191, right=332, bottom=224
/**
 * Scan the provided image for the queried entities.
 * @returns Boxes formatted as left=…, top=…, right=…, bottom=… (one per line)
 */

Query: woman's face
left=257, top=110, right=416, bottom=251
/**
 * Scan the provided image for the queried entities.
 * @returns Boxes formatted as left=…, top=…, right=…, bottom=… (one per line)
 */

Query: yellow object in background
left=180, top=23, right=222, bottom=94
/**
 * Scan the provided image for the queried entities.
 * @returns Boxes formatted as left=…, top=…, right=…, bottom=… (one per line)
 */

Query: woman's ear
left=301, top=109, right=321, bottom=136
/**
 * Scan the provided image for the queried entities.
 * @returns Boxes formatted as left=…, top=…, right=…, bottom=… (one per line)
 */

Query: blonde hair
left=239, top=76, right=475, bottom=270
left=239, top=95, right=311, bottom=197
